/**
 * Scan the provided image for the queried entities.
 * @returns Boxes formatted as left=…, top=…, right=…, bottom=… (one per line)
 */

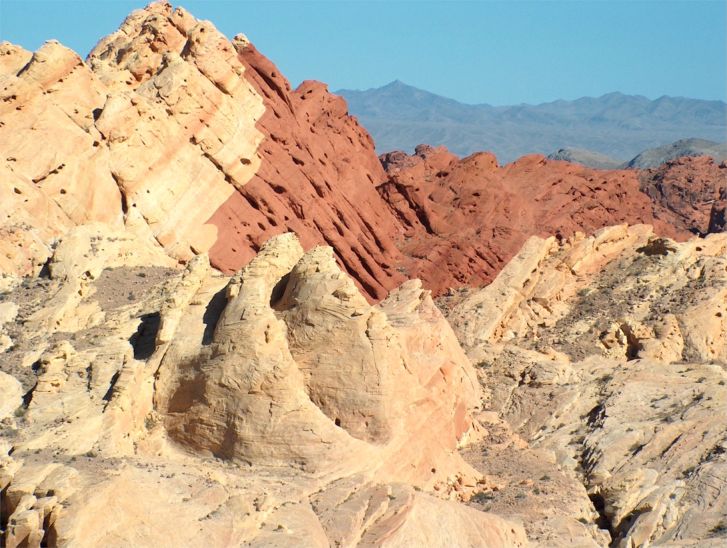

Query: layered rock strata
left=2, top=4, right=727, bottom=544
left=379, top=145, right=727, bottom=295
left=3, top=2, right=725, bottom=303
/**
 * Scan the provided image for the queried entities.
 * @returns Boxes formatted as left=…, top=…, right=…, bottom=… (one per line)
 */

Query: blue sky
left=1, top=0, right=725, bottom=105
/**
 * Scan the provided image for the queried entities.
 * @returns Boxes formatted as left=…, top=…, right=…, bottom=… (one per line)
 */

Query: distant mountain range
left=549, top=138, right=727, bottom=169
left=337, top=81, right=727, bottom=163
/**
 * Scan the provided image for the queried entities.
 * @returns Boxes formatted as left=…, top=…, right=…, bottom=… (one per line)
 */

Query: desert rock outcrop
left=377, top=145, right=723, bottom=295
left=2, top=3, right=727, bottom=547
left=0, top=2, right=405, bottom=300
left=3, top=2, right=725, bottom=304
left=442, top=225, right=727, bottom=546
left=638, top=155, right=727, bottom=236
left=0, top=230, right=525, bottom=547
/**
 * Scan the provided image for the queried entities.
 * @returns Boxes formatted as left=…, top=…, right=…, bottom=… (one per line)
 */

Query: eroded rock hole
left=269, top=273, right=291, bottom=310
left=129, top=312, right=161, bottom=360
left=202, top=288, right=228, bottom=345
left=620, top=324, right=643, bottom=360
left=588, top=493, right=613, bottom=537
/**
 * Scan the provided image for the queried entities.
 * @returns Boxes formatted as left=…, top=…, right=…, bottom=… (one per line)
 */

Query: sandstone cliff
left=2, top=2, right=725, bottom=304
left=2, top=3, right=727, bottom=547
left=4, top=222, right=726, bottom=547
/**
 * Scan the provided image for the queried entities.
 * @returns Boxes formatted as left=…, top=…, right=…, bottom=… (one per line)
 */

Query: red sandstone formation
left=377, top=145, right=720, bottom=295
left=0, top=2, right=406, bottom=301
left=638, top=156, right=727, bottom=235
left=207, top=42, right=407, bottom=299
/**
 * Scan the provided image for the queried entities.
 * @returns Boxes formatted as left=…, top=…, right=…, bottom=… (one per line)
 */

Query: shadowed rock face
left=377, top=145, right=727, bottom=296
left=204, top=42, right=406, bottom=299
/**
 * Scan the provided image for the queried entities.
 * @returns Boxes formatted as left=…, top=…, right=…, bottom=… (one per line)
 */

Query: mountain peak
left=338, top=83, right=727, bottom=160
left=384, top=79, right=411, bottom=88
left=377, top=79, right=420, bottom=92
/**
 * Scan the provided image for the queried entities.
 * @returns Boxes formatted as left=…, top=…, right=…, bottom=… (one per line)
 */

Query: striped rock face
left=0, top=2, right=405, bottom=300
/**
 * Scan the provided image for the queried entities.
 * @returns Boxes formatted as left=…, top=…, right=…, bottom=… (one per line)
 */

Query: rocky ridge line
left=1, top=1, right=406, bottom=300
left=3, top=2, right=727, bottom=304
left=378, top=145, right=727, bottom=295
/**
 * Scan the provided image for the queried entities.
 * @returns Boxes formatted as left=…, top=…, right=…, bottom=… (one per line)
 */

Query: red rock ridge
left=207, top=40, right=406, bottom=299
left=377, top=145, right=717, bottom=295
left=2, top=1, right=725, bottom=303
left=0, top=2, right=406, bottom=300
left=638, top=156, right=727, bottom=235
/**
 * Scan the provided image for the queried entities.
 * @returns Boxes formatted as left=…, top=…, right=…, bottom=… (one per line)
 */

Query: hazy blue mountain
left=547, top=139, right=727, bottom=169
left=547, top=148, right=622, bottom=169
left=338, top=81, right=727, bottom=163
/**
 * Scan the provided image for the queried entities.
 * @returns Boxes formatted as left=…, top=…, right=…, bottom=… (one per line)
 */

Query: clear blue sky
left=1, top=0, right=725, bottom=105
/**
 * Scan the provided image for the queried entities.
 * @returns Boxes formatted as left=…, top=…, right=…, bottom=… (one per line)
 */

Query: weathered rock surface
left=377, top=145, right=721, bottom=296
left=0, top=1, right=405, bottom=300
left=3, top=221, right=726, bottom=547
left=639, top=155, right=727, bottom=236
left=3, top=3, right=727, bottom=546
left=442, top=225, right=727, bottom=546
left=3, top=0, right=726, bottom=310
left=0, top=231, right=525, bottom=547
left=4, top=2, right=725, bottom=305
